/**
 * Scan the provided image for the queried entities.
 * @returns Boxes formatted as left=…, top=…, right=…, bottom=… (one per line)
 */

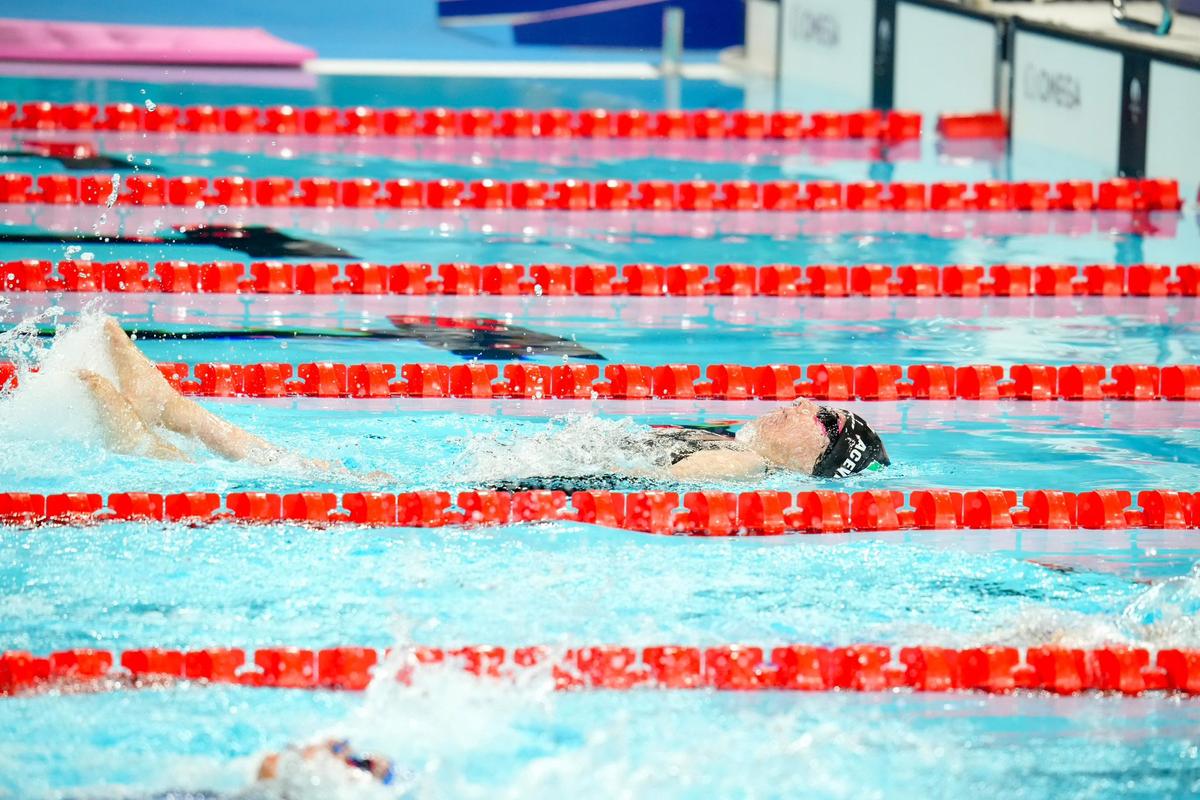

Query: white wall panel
left=894, top=3, right=997, bottom=114
left=1011, top=29, right=1124, bottom=174
left=1147, top=59, right=1200, bottom=199
left=778, top=0, right=876, bottom=109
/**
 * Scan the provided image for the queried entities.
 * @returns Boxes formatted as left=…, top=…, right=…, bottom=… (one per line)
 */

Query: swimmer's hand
left=303, top=458, right=396, bottom=487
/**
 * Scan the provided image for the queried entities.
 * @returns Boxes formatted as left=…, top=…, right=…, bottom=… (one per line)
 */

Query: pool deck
left=0, top=0, right=717, bottom=64
left=981, top=0, right=1200, bottom=65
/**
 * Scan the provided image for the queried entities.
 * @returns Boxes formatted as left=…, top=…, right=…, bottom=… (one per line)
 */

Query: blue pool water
left=1, top=72, right=1199, bottom=799
left=0, top=73, right=747, bottom=112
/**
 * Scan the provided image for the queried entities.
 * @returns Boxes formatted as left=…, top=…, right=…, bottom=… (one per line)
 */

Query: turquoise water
left=5, top=682, right=1197, bottom=799
left=0, top=73, right=746, bottom=111
left=1, top=72, right=1199, bottom=799
left=5, top=522, right=1200, bottom=652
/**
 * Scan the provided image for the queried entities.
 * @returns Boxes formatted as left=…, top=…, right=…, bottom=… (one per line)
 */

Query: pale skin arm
left=666, top=448, right=768, bottom=480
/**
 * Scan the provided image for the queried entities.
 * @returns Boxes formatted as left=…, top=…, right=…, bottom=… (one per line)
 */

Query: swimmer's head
left=736, top=397, right=889, bottom=477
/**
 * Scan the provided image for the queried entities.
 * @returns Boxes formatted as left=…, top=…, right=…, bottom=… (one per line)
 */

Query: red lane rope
left=3, top=101, right=922, bottom=142
left=7, top=132, right=925, bottom=167
left=5, top=260, right=1197, bottom=298
left=2, top=488, right=1197, bottom=532
left=4, top=360, right=1196, bottom=401
left=0, top=173, right=1183, bottom=212
left=937, top=112, right=1008, bottom=139
left=3, top=642, right=1198, bottom=696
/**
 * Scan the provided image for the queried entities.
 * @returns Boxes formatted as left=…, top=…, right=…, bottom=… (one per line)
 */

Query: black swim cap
left=811, top=407, right=890, bottom=478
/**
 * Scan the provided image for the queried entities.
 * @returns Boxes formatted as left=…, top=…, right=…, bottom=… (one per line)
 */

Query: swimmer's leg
left=77, top=370, right=189, bottom=461
left=101, top=316, right=368, bottom=477
left=102, top=317, right=283, bottom=464
left=103, top=316, right=176, bottom=427
left=159, top=394, right=286, bottom=464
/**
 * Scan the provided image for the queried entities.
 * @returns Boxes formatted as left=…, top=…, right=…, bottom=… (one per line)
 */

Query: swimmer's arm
left=667, top=449, right=767, bottom=480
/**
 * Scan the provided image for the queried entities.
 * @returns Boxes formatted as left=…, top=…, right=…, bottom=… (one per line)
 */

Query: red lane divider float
left=4, top=260, right=1198, bottom=298
left=3, top=642, right=1198, bottom=696
left=1, top=489, right=1197, bottom=532
left=5, top=360, right=1197, bottom=401
left=1, top=101, right=922, bottom=142
left=0, top=173, right=1182, bottom=212
left=937, top=111, right=1009, bottom=139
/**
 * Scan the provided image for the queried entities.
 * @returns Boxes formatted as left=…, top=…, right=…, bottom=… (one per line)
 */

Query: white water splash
left=237, top=626, right=559, bottom=800
left=967, top=564, right=1200, bottom=650
left=454, top=414, right=660, bottom=482
left=1120, top=562, right=1200, bottom=645
left=242, top=750, right=402, bottom=800
left=106, top=173, right=120, bottom=208
left=0, top=306, right=114, bottom=446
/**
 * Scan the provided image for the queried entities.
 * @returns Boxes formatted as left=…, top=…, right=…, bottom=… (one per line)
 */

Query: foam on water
left=1121, top=562, right=1200, bottom=643
left=0, top=307, right=114, bottom=445
left=455, top=414, right=661, bottom=482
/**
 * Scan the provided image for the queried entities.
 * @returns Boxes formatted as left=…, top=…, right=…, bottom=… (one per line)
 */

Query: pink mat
left=0, top=18, right=315, bottom=66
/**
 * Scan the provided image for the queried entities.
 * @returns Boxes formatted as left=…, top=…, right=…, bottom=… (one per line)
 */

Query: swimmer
left=648, top=401, right=889, bottom=480
left=79, top=316, right=888, bottom=481
left=257, top=738, right=397, bottom=789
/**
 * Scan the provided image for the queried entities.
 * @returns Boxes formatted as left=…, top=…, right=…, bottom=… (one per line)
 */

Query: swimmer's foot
left=78, top=369, right=189, bottom=461
left=103, top=316, right=178, bottom=428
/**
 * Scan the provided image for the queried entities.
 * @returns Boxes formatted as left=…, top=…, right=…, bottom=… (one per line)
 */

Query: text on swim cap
left=834, top=435, right=867, bottom=477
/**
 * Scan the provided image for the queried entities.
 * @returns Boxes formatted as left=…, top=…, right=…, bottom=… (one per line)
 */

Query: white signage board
left=778, top=0, right=876, bottom=110
left=894, top=2, right=997, bottom=114
left=1147, top=59, right=1200, bottom=199
left=1011, top=29, right=1124, bottom=175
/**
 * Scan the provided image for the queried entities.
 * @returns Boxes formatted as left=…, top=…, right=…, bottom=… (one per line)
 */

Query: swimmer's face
left=736, top=397, right=839, bottom=474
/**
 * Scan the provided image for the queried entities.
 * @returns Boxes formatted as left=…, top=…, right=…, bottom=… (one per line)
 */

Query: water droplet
left=105, top=173, right=120, bottom=208
left=144, top=99, right=157, bottom=112
left=217, top=204, right=228, bottom=215
left=194, top=200, right=205, bottom=209
left=533, top=284, right=543, bottom=296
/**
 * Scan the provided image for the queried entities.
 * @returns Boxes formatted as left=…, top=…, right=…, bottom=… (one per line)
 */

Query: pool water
left=1, top=72, right=1199, bottom=799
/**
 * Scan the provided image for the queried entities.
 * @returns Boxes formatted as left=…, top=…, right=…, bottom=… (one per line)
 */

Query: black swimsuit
left=644, top=427, right=741, bottom=465
left=476, top=426, right=745, bottom=493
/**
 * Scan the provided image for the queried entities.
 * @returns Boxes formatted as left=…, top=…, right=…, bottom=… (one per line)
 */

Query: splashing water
left=454, top=415, right=661, bottom=482
left=225, top=628, right=562, bottom=800
left=1121, top=562, right=1200, bottom=643
left=0, top=307, right=114, bottom=446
